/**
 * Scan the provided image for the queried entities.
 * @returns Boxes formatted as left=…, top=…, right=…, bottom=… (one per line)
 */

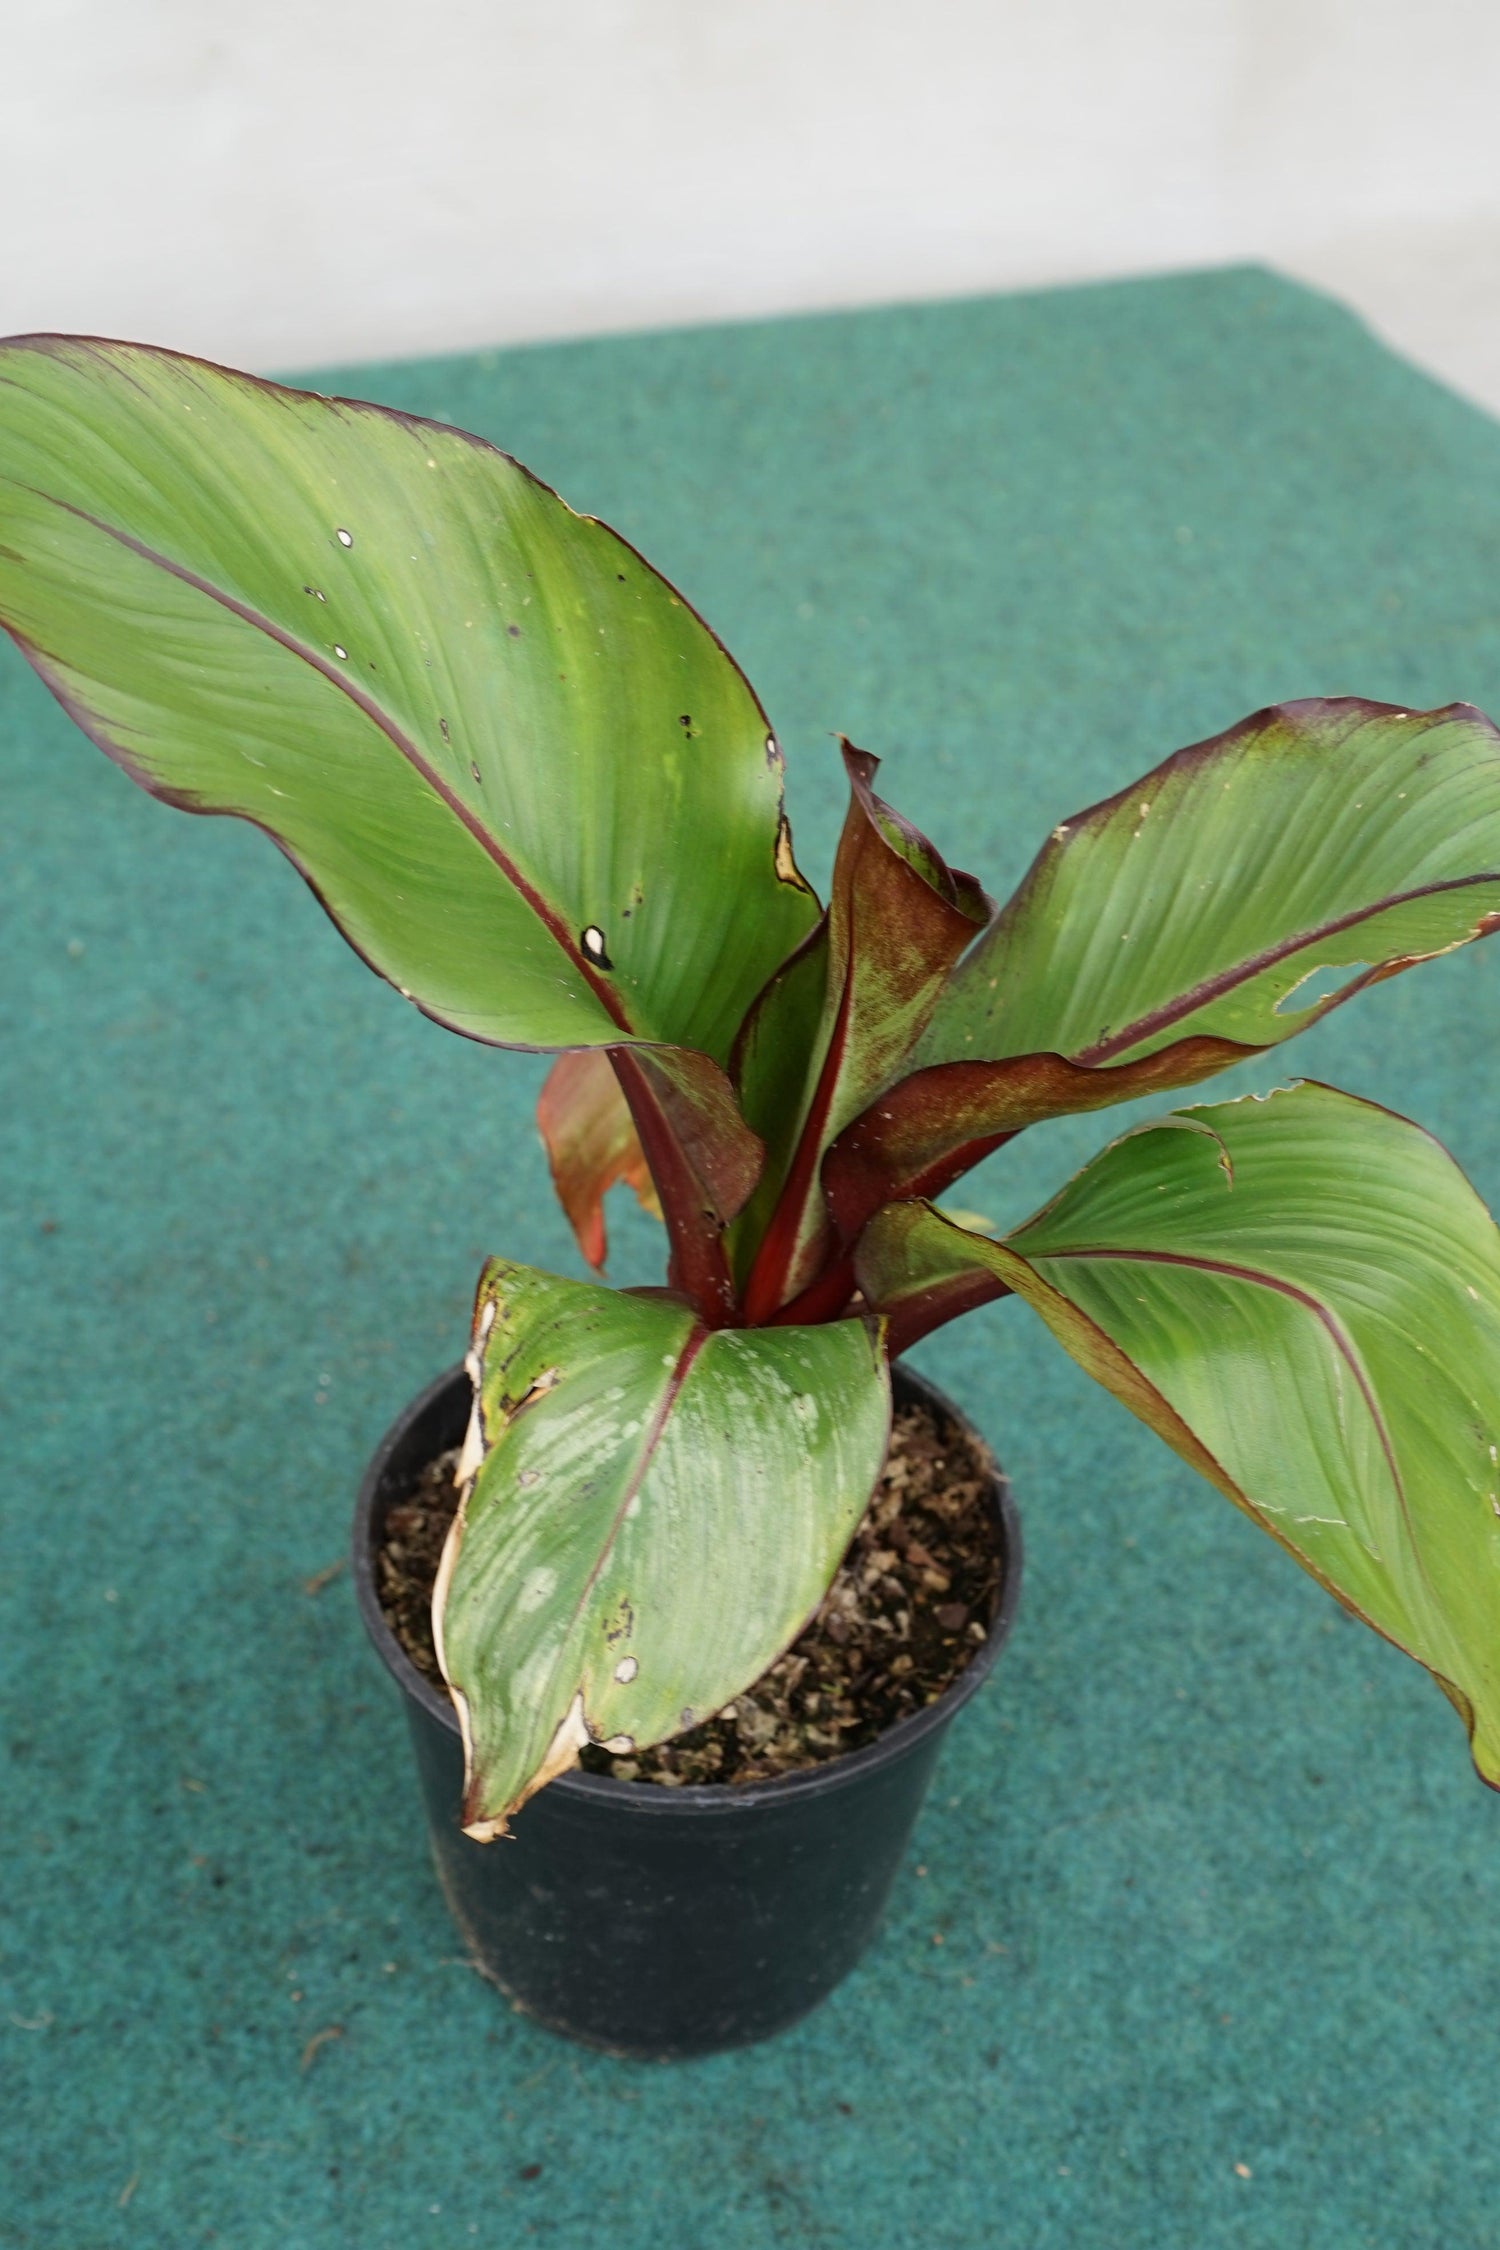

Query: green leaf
left=0, top=335, right=817, bottom=1061
left=857, top=1083, right=1500, bottom=1788
left=739, top=743, right=988, bottom=1321
left=827, top=699, right=1500, bottom=1237
left=436, top=1260, right=890, bottom=1834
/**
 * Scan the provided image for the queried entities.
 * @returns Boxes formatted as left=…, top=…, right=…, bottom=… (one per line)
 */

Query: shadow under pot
left=352, top=1357, right=1022, bottom=2061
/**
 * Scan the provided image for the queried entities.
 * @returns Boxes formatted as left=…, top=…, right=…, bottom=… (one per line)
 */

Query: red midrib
left=1030, top=1240, right=1420, bottom=1561
left=1075, top=873, right=1500, bottom=1066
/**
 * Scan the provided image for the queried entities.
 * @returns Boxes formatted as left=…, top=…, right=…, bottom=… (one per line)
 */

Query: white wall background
left=7, top=0, right=1500, bottom=406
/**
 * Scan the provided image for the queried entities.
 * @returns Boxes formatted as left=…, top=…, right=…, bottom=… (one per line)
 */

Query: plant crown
left=5, top=337, right=1500, bottom=1828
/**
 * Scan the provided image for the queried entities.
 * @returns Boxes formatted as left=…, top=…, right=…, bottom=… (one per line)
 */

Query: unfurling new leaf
left=739, top=742, right=988, bottom=1322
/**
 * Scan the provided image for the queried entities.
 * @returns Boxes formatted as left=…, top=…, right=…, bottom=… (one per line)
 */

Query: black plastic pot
left=353, top=1359, right=1022, bottom=2060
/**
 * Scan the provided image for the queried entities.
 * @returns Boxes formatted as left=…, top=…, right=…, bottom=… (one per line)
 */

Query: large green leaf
left=436, top=1260, right=890, bottom=1834
left=856, top=1083, right=1500, bottom=1788
left=0, top=335, right=817, bottom=1060
left=826, top=700, right=1500, bottom=1237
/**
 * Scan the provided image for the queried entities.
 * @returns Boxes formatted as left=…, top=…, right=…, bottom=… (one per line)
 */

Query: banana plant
left=6, top=334, right=1500, bottom=1835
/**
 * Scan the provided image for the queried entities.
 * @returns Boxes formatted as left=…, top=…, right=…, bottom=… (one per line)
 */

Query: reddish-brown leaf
left=741, top=744, right=989, bottom=1321
left=823, top=1035, right=1251, bottom=1249
left=536, top=1049, right=663, bottom=1272
left=611, top=1046, right=765, bottom=1327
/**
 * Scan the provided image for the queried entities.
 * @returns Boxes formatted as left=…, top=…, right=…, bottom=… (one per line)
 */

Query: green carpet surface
left=5, top=265, right=1500, bottom=2247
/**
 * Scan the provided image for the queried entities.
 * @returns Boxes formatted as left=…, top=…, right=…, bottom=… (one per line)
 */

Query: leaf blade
left=741, top=743, right=988, bottom=1319
left=727, top=915, right=831, bottom=1287
left=609, top=1045, right=764, bottom=1323
left=535, top=1050, right=662, bottom=1272
left=932, top=699, right=1500, bottom=1066
left=857, top=1083, right=1500, bottom=1786
left=438, top=1262, right=890, bottom=1833
left=0, top=334, right=818, bottom=1058
left=830, top=700, right=1500, bottom=1232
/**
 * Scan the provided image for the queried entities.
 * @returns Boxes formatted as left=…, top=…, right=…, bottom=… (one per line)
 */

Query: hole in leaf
left=1274, top=961, right=1375, bottom=1016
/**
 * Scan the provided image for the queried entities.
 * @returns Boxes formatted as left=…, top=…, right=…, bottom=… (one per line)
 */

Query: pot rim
left=353, top=1356, right=1023, bottom=1819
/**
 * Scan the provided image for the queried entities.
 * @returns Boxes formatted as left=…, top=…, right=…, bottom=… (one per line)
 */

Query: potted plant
left=5, top=335, right=1500, bottom=2059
